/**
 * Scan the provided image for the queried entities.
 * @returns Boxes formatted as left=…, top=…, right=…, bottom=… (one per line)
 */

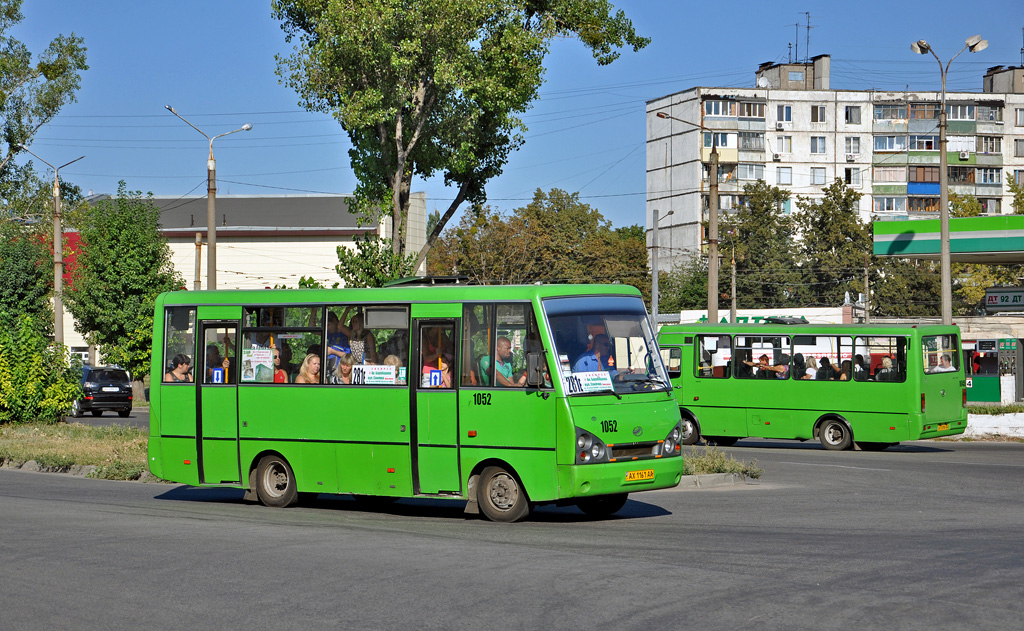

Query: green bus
left=657, top=323, right=968, bottom=450
left=148, top=282, right=684, bottom=522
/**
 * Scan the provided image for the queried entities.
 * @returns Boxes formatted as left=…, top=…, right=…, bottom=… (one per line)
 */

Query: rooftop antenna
left=788, top=42, right=792, bottom=64
left=1020, top=26, right=1023, bottom=66
left=804, top=12, right=813, bottom=63
left=794, top=22, right=799, bottom=63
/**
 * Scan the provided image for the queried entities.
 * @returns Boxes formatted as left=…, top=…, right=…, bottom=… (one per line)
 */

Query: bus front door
left=197, top=320, right=241, bottom=485
left=411, top=318, right=461, bottom=494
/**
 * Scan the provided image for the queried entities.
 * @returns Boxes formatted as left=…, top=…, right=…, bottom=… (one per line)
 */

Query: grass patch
left=0, top=422, right=149, bottom=480
left=684, top=443, right=763, bottom=479
left=966, top=404, right=1024, bottom=415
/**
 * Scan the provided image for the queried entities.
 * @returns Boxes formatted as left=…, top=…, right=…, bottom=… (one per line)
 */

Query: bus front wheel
left=819, top=420, right=852, bottom=451
left=477, top=466, right=530, bottom=522
left=680, top=417, right=699, bottom=445
left=576, top=493, right=628, bottom=517
left=256, top=455, right=298, bottom=508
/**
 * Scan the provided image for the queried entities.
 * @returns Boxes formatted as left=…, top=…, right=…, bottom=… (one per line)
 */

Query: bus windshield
left=543, top=295, right=669, bottom=395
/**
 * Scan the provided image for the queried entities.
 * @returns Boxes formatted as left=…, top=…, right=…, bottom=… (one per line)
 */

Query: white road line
left=780, top=462, right=891, bottom=472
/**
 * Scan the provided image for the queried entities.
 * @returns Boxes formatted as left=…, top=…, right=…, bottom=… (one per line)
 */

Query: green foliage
left=336, top=234, right=417, bottom=288
left=427, top=188, right=648, bottom=293
left=0, top=312, right=80, bottom=424
left=684, top=443, right=763, bottom=479
left=657, top=256, right=708, bottom=314
left=949, top=193, right=982, bottom=218
left=871, top=258, right=941, bottom=318
left=0, top=217, right=52, bottom=331
left=64, top=182, right=184, bottom=380
left=1008, top=174, right=1024, bottom=215
left=794, top=179, right=870, bottom=307
left=273, top=0, right=647, bottom=262
left=0, top=0, right=88, bottom=182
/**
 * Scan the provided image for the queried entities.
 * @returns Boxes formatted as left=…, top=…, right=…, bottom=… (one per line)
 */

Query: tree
left=1008, top=173, right=1024, bottom=215
left=0, top=216, right=52, bottom=331
left=657, top=255, right=708, bottom=314
left=794, top=179, right=871, bottom=307
left=719, top=181, right=805, bottom=309
left=273, top=0, right=647, bottom=266
left=64, top=182, right=184, bottom=382
left=0, top=0, right=88, bottom=190
left=335, top=234, right=418, bottom=288
left=872, top=258, right=941, bottom=318
left=0, top=312, right=80, bottom=424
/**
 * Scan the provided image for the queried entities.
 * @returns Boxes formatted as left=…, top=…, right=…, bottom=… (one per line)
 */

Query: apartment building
left=646, top=56, right=1024, bottom=270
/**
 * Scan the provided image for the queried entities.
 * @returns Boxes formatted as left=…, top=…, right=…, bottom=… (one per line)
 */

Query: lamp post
left=910, top=35, right=988, bottom=325
left=165, top=105, right=252, bottom=290
left=650, top=209, right=674, bottom=327
left=656, top=111, right=719, bottom=323
left=17, top=145, right=84, bottom=345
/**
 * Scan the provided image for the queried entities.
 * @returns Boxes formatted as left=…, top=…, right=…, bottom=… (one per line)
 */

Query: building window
left=776, top=135, right=792, bottom=154
left=977, top=105, right=1002, bottom=122
left=980, top=198, right=1001, bottom=214
left=908, top=197, right=939, bottom=213
left=703, top=132, right=729, bottom=148
left=948, top=166, right=975, bottom=184
left=844, top=167, right=861, bottom=187
left=873, top=197, right=905, bottom=212
left=777, top=104, right=792, bottom=122
left=874, top=104, right=907, bottom=120
left=1016, top=170, right=1024, bottom=185
left=811, top=105, right=826, bottom=123
left=948, top=136, right=974, bottom=153
left=910, top=166, right=940, bottom=183
left=739, top=102, right=765, bottom=118
left=1015, top=138, right=1024, bottom=158
left=874, top=135, right=907, bottom=151
left=874, top=166, right=906, bottom=183
left=947, top=104, right=975, bottom=121
left=909, top=103, right=940, bottom=119
left=845, top=137, right=861, bottom=154
left=909, top=135, right=940, bottom=150
left=777, top=167, right=792, bottom=185
left=845, top=106, right=861, bottom=125
left=811, top=167, right=827, bottom=185
left=1017, top=109, right=1024, bottom=126
left=788, top=71, right=804, bottom=82
left=977, top=136, right=1001, bottom=153
left=737, top=163, right=764, bottom=180
left=738, top=132, right=764, bottom=150
left=810, top=136, right=826, bottom=154
left=704, top=100, right=737, bottom=117
left=978, top=168, right=1001, bottom=184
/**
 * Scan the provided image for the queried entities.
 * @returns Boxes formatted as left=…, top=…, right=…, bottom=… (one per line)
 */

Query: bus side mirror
left=526, top=352, right=544, bottom=387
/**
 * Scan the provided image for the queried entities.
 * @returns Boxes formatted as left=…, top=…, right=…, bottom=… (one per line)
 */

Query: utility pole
left=708, top=140, right=720, bottom=324
left=194, top=232, right=203, bottom=291
left=731, top=243, right=737, bottom=324
left=864, top=256, right=871, bottom=324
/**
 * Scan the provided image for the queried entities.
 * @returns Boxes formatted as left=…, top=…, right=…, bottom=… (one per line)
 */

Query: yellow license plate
left=937, top=423, right=949, bottom=431
left=625, top=469, right=655, bottom=482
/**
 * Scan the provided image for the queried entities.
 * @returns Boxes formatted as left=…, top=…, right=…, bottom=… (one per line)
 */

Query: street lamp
left=17, top=145, right=85, bottom=345
left=656, top=111, right=720, bottom=323
left=910, top=34, right=988, bottom=325
left=650, top=209, right=674, bottom=327
left=165, top=105, right=252, bottom=290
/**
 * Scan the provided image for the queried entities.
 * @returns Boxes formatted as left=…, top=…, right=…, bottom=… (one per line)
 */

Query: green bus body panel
left=149, top=284, right=684, bottom=506
left=660, top=323, right=968, bottom=444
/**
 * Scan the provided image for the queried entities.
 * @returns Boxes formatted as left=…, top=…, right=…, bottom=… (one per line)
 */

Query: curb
left=0, top=459, right=163, bottom=483
left=678, top=472, right=752, bottom=488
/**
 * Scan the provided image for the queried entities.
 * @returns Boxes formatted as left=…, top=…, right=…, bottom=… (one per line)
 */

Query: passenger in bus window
left=205, top=344, right=230, bottom=382
left=875, top=356, right=894, bottom=381
left=734, top=350, right=755, bottom=379
left=854, top=354, right=868, bottom=380
left=771, top=354, right=790, bottom=379
left=165, top=354, right=193, bottom=383
left=573, top=334, right=632, bottom=380
left=383, top=354, right=405, bottom=385
left=791, top=353, right=808, bottom=379
left=332, top=352, right=356, bottom=384
left=480, top=336, right=527, bottom=387
left=272, top=348, right=288, bottom=384
left=933, top=354, right=956, bottom=373
left=816, top=357, right=837, bottom=380
left=295, top=353, right=321, bottom=384
left=839, top=360, right=852, bottom=381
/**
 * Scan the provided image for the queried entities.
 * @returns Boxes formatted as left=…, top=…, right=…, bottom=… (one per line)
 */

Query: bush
left=0, top=313, right=81, bottom=424
left=684, top=443, right=764, bottom=479
left=966, top=404, right=1024, bottom=415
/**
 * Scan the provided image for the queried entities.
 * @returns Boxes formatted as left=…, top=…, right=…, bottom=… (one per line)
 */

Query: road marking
left=781, top=462, right=891, bottom=472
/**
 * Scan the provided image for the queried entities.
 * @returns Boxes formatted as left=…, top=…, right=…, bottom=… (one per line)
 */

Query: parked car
left=70, top=365, right=133, bottom=418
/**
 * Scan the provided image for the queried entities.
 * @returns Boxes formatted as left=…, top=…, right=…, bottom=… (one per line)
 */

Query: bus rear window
left=923, top=335, right=959, bottom=373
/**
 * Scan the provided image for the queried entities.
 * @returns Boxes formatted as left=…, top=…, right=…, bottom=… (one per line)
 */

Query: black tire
left=576, top=493, right=629, bottom=517
left=706, top=436, right=738, bottom=447
left=70, top=400, right=82, bottom=418
left=91, top=410, right=102, bottom=417
left=117, top=409, right=130, bottom=418
left=819, top=419, right=853, bottom=451
left=680, top=416, right=700, bottom=446
left=477, top=465, right=530, bottom=522
left=255, top=455, right=298, bottom=508
left=857, top=441, right=895, bottom=451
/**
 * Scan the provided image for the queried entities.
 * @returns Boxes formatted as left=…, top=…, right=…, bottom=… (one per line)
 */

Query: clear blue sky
left=14, top=0, right=1023, bottom=229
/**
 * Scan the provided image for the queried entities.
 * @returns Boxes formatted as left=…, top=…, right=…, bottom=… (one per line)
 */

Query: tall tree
left=1008, top=172, right=1024, bottom=215
left=64, top=182, right=183, bottom=382
left=0, top=0, right=88, bottom=191
left=0, top=217, right=52, bottom=331
left=273, top=0, right=647, bottom=266
left=719, top=181, right=805, bottom=308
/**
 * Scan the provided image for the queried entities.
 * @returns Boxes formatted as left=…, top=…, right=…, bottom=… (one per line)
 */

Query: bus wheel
left=857, top=442, right=895, bottom=451
left=478, top=466, right=530, bottom=522
left=256, top=455, right=298, bottom=508
left=576, top=493, right=628, bottom=517
left=819, top=420, right=852, bottom=451
left=680, top=417, right=699, bottom=445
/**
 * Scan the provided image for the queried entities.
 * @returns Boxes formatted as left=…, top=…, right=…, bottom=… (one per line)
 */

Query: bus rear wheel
left=477, top=465, right=530, bottom=522
left=819, top=420, right=852, bottom=451
left=256, top=455, right=298, bottom=508
left=576, top=493, right=628, bottom=517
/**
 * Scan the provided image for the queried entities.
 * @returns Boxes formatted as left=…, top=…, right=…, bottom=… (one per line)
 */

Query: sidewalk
left=964, top=414, right=1024, bottom=439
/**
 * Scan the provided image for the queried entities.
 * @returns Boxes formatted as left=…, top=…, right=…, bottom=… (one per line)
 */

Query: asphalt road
left=1, top=440, right=1021, bottom=630
left=68, top=406, right=149, bottom=430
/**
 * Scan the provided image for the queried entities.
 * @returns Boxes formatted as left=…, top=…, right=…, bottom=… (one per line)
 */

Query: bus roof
left=155, top=283, right=642, bottom=307
left=658, top=322, right=961, bottom=337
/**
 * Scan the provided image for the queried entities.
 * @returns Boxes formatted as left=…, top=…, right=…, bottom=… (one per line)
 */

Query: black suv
left=70, top=365, right=133, bottom=418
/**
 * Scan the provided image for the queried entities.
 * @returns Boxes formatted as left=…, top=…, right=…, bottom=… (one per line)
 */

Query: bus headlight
left=661, top=422, right=683, bottom=456
left=575, top=429, right=608, bottom=464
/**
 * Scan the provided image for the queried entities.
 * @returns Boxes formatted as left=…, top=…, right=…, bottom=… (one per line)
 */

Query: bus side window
left=697, top=335, right=730, bottom=379
left=661, top=347, right=681, bottom=378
